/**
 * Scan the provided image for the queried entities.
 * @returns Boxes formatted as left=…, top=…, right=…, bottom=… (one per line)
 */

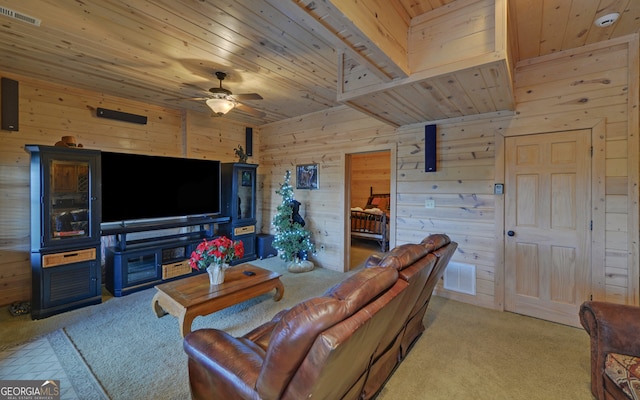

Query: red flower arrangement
left=189, top=236, right=244, bottom=270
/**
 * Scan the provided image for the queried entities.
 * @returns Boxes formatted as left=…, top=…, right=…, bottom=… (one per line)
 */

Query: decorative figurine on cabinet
left=234, top=145, right=248, bottom=163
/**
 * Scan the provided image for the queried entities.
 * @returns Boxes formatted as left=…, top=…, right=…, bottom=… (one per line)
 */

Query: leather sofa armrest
left=580, top=301, right=640, bottom=357
left=184, top=329, right=264, bottom=398
left=579, top=301, right=640, bottom=399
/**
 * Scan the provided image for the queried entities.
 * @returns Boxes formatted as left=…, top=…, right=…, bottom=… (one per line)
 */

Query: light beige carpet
left=0, top=329, right=108, bottom=399
left=378, top=297, right=592, bottom=399
left=1, top=256, right=592, bottom=399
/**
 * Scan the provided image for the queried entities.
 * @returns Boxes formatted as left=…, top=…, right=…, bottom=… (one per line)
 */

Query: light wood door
left=505, top=130, right=591, bottom=327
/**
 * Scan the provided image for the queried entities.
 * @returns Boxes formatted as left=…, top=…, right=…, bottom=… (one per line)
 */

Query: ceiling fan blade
left=233, top=93, right=263, bottom=101
left=236, top=103, right=266, bottom=118
left=165, top=96, right=210, bottom=101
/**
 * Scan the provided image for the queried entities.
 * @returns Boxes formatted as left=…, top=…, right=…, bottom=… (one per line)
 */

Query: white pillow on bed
left=364, top=208, right=384, bottom=215
left=351, top=207, right=363, bottom=211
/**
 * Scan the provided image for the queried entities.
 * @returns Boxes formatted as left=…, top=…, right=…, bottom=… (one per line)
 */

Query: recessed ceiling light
left=594, top=12, right=620, bottom=28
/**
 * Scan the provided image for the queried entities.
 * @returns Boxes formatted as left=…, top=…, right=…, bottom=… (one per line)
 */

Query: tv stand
left=103, top=216, right=230, bottom=297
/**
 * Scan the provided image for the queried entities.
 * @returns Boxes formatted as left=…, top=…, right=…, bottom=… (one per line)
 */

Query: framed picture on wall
left=296, top=164, right=319, bottom=190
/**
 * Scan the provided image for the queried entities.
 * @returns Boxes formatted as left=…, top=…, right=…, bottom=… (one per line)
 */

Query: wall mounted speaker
left=1, top=77, right=19, bottom=131
left=97, top=107, right=147, bottom=125
left=246, top=127, right=253, bottom=156
left=425, top=124, right=437, bottom=172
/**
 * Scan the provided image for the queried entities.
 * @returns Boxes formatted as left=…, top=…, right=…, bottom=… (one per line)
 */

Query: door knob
left=507, top=230, right=515, bottom=237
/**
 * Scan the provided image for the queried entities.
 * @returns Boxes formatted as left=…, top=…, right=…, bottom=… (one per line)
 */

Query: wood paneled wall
left=504, top=35, right=639, bottom=306
left=409, top=0, right=495, bottom=72
left=259, top=35, right=639, bottom=309
left=350, top=152, right=391, bottom=208
left=1, top=34, right=637, bottom=311
left=258, top=107, right=397, bottom=270
left=0, top=71, right=252, bottom=306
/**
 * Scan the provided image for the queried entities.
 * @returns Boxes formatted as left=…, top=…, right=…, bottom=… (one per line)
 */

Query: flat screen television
left=100, top=152, right=221, bottom=223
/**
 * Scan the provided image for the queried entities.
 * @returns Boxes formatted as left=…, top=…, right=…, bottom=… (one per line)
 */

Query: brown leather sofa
left=579, top=301, right=640, bottom=399
left=183, top=234, right=457, bottom=400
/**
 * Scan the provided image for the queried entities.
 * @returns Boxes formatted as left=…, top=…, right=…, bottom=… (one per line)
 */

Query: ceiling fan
left=174, top=72, right=265, bottom=118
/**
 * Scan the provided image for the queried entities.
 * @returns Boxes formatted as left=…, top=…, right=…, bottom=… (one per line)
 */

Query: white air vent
left=443, top=261, right=476, bottom=295
left=0, top=6, right=41, bottom=26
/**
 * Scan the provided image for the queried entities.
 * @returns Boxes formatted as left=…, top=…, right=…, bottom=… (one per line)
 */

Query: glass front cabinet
left=25, top=145, right=102, bottom=319
left=220, top=163, right=258, bottom=264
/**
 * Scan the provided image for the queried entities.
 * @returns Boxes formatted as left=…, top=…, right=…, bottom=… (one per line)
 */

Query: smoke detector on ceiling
left=594, top=13, right=620, bottom=28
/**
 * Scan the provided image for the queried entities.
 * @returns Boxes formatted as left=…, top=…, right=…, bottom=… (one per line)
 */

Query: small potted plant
left=189, top=236, right=244, bottom=285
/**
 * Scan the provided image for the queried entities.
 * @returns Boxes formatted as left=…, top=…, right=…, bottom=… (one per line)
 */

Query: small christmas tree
left=272, top=170, right=315, bottom=262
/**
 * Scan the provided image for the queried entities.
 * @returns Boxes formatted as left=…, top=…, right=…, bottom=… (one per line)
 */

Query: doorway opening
left=346, top=150, right=391, bottom=270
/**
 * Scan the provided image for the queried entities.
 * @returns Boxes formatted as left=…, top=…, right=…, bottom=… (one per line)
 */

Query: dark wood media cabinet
left=26, top=145, right=103, bottom=319
left=103, top=216, right=230, bottom=297
left=26, top=146, right=260, bottom=316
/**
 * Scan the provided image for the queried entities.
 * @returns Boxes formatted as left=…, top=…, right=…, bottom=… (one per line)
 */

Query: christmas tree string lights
left=272, top=170, right=315, bottom=262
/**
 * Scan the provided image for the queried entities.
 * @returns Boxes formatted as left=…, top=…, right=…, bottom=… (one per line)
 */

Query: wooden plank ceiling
left=0, top=0, right=637, bottom=127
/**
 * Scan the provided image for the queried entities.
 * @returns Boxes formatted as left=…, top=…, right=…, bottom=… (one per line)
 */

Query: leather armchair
left=579, top=301, right=640, bottom=399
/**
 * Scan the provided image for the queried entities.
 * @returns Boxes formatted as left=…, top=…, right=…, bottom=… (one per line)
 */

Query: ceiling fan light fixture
left=206, top=97, right=236, bottom=115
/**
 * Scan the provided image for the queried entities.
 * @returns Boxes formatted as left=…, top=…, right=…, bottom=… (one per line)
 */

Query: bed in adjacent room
left=350, top=188, right=390, bottom=252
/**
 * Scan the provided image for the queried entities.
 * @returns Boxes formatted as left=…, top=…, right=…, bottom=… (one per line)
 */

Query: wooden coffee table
left=152, top=263, right=284, bottom=337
